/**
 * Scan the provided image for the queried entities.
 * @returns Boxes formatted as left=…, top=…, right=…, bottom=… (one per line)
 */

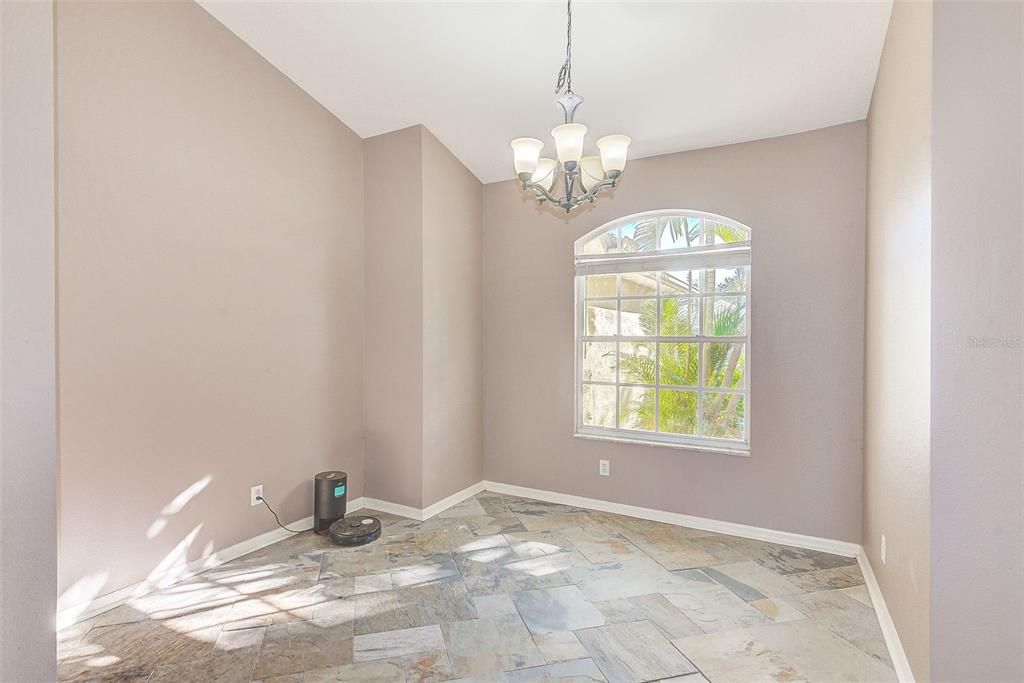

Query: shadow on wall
left=58, top=476, right=215, bottom=629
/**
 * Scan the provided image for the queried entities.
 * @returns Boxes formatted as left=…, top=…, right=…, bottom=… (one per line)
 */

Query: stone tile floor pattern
left=57, top=492, right=896, bottom=682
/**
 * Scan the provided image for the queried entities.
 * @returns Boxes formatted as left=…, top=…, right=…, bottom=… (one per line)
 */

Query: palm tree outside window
left=575, top=210, right=751, bottom=453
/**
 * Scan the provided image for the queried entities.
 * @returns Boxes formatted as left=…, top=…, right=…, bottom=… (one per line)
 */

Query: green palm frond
left=709, top=222, right=749, bottom=244
left=619, top=353, right=656, bottom=385
left=716, top=270, right=746, bottom=292
left=710, top=301, right=745, bottom=337
left=631, top=219, right=661, bottom=253
left=659, top=343, right=698, bottom=386
left=658, top=389, right=697, bottom=435
left=639, top=302, right=659, bottom=336
left=657, top=298, right=696, bottom=337
left=685, top=217, right=702, bottom=246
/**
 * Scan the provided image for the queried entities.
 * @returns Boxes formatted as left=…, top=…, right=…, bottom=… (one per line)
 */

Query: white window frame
left=573, top=210, right=752, bottom=455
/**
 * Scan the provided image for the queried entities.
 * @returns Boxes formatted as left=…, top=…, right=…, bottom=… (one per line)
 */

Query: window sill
left=573, top=431, right=751, bottom=457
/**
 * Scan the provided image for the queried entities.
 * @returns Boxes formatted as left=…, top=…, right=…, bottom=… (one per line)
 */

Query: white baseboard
left=356, top=497, right=422, bottom=520
left=482, top=480, right=861, bottom=557
left=359, top=480, right=486, bottom=522
left=422, top=480, right=486, bottom=519
left=57, top=497, right=363, bottom=631
left=857, top=550, right=915, bottom=682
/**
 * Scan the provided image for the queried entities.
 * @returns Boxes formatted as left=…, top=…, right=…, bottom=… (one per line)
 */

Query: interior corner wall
left=421, top=128, right=484, bottom=505
left=930, top=1, right=1023, bottom=680
left=863, top=1, right=932, bottom=679
left=0, top=1, right=58, bottom=679
left=482, top=122, right=867, bottom=542
left=56, top=0, right=365, bottom=607
left=364, top=126, right=425, bottom=509
left=363, top=126, right=484, bottom=510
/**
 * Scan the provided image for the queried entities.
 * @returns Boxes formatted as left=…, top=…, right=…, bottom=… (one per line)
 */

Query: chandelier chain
left=556, top=0, right=573, bottom=94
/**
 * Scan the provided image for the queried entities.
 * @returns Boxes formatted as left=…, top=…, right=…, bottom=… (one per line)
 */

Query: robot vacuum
left=328, top=515, right=382, bottom=546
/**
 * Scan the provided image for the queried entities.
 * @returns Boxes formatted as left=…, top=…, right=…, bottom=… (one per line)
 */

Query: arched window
left=575, top=210, right=751, bottom=452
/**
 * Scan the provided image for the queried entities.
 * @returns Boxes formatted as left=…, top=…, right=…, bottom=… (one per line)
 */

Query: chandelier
left=509, top=0, right=631, bottom=213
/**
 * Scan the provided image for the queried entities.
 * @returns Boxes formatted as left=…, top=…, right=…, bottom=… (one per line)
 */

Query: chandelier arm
left=520, top=175, right=617, bottom=213
left=575, top=177, right=617, bottom=204
left=520, top=180, right=563, bottom=205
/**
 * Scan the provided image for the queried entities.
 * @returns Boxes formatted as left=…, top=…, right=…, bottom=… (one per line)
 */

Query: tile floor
left=57, top=492, right=896, bottom=682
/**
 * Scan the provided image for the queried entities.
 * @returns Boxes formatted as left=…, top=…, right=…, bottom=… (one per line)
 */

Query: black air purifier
left=313, top=471, right=347, bottom=533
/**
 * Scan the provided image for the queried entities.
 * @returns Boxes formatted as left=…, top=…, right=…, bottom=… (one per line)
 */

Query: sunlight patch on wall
left=57, top=571, right=110, bottom=629
left=146, top=476, right=213, bottom=540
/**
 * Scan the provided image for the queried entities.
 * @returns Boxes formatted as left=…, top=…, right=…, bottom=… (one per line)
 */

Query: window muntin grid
left=574, top=212, right=751, bottom=452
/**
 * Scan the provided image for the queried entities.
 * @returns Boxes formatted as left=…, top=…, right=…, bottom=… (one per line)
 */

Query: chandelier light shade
left=510, top=137, right=544, bottom=177
left=551, top=123, right=587, bottom=165
left=596, top=135, right=631, bottom=174
left=579, top=156, right=605, bottom=192
left=509, top=0, right=631, bottom=213
left=532, top=158, right=558, bottom=191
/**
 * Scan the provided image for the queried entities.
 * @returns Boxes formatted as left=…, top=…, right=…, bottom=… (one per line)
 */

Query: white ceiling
left=198, top=1, right=892, bottom=184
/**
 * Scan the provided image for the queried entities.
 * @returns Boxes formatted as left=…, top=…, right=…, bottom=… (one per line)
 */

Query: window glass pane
left=620, top=218, right=660, bottom=253
left=619, top=272, right=658, bottom=297
left=581, top=342, right=616, bottom=382
left=659, top=298, right=699, bottom=336
left=704, top=343, right=746, bottom=389
left=659, top=343, right=698, bottom=386
left=705, top=220, right=750, bottom=245
left=620, top=299, right=657, bottom=336
left=658, top=389, right=697, bottom=435
left=660, top=270, right=699, bottom=296
left=579, top=227, right=621, bottom=255
left=585, top=300, right=618, bottom=336
left=577, top=216, right=750, bottom=448
left=618, top=341, right=656, bottom=385
left=703, top=296, right=746, bottom=336
left=618, top=387, right=655, bottom=431
left=702, top=393, right=745, bottom=440
left=618, top=221, right=640, bottom=252
left=658, top=216, right=702, bottom=251
left=577, top=215, right=748, bottom=255
left=581, top=384, right=616, bottom=428
left=585, top=274, right=617, bottom=298
left=703, top=267, right=747, bottom=293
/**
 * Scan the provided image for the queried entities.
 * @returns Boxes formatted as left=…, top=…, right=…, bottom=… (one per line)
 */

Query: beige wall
left=483, top=123, right=867, bottom=542
left=866, top=3, right=1024, bottom=677
left=57, top=0, right=365, bottom=603
left=364, top=126, right=484, bottom=508
left=364, top=127, right=425, bottom=508
left=0, top=1, right=58, bottom=678
left=863, top=1, right=932, bottom=679
left=930, top=1, right=1022, bottom=680
left=421, top=129, right=484, bottom=504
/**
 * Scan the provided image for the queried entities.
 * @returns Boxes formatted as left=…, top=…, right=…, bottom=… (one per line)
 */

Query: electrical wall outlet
left=599, top=459, right=610, bottom=476
left=880, top=534, right=887, bottom=565
left=251, top=484, right=263, bottom=507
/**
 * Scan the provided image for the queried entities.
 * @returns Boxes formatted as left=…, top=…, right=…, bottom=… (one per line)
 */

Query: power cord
left=255, top=495, right=305, bottom=533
